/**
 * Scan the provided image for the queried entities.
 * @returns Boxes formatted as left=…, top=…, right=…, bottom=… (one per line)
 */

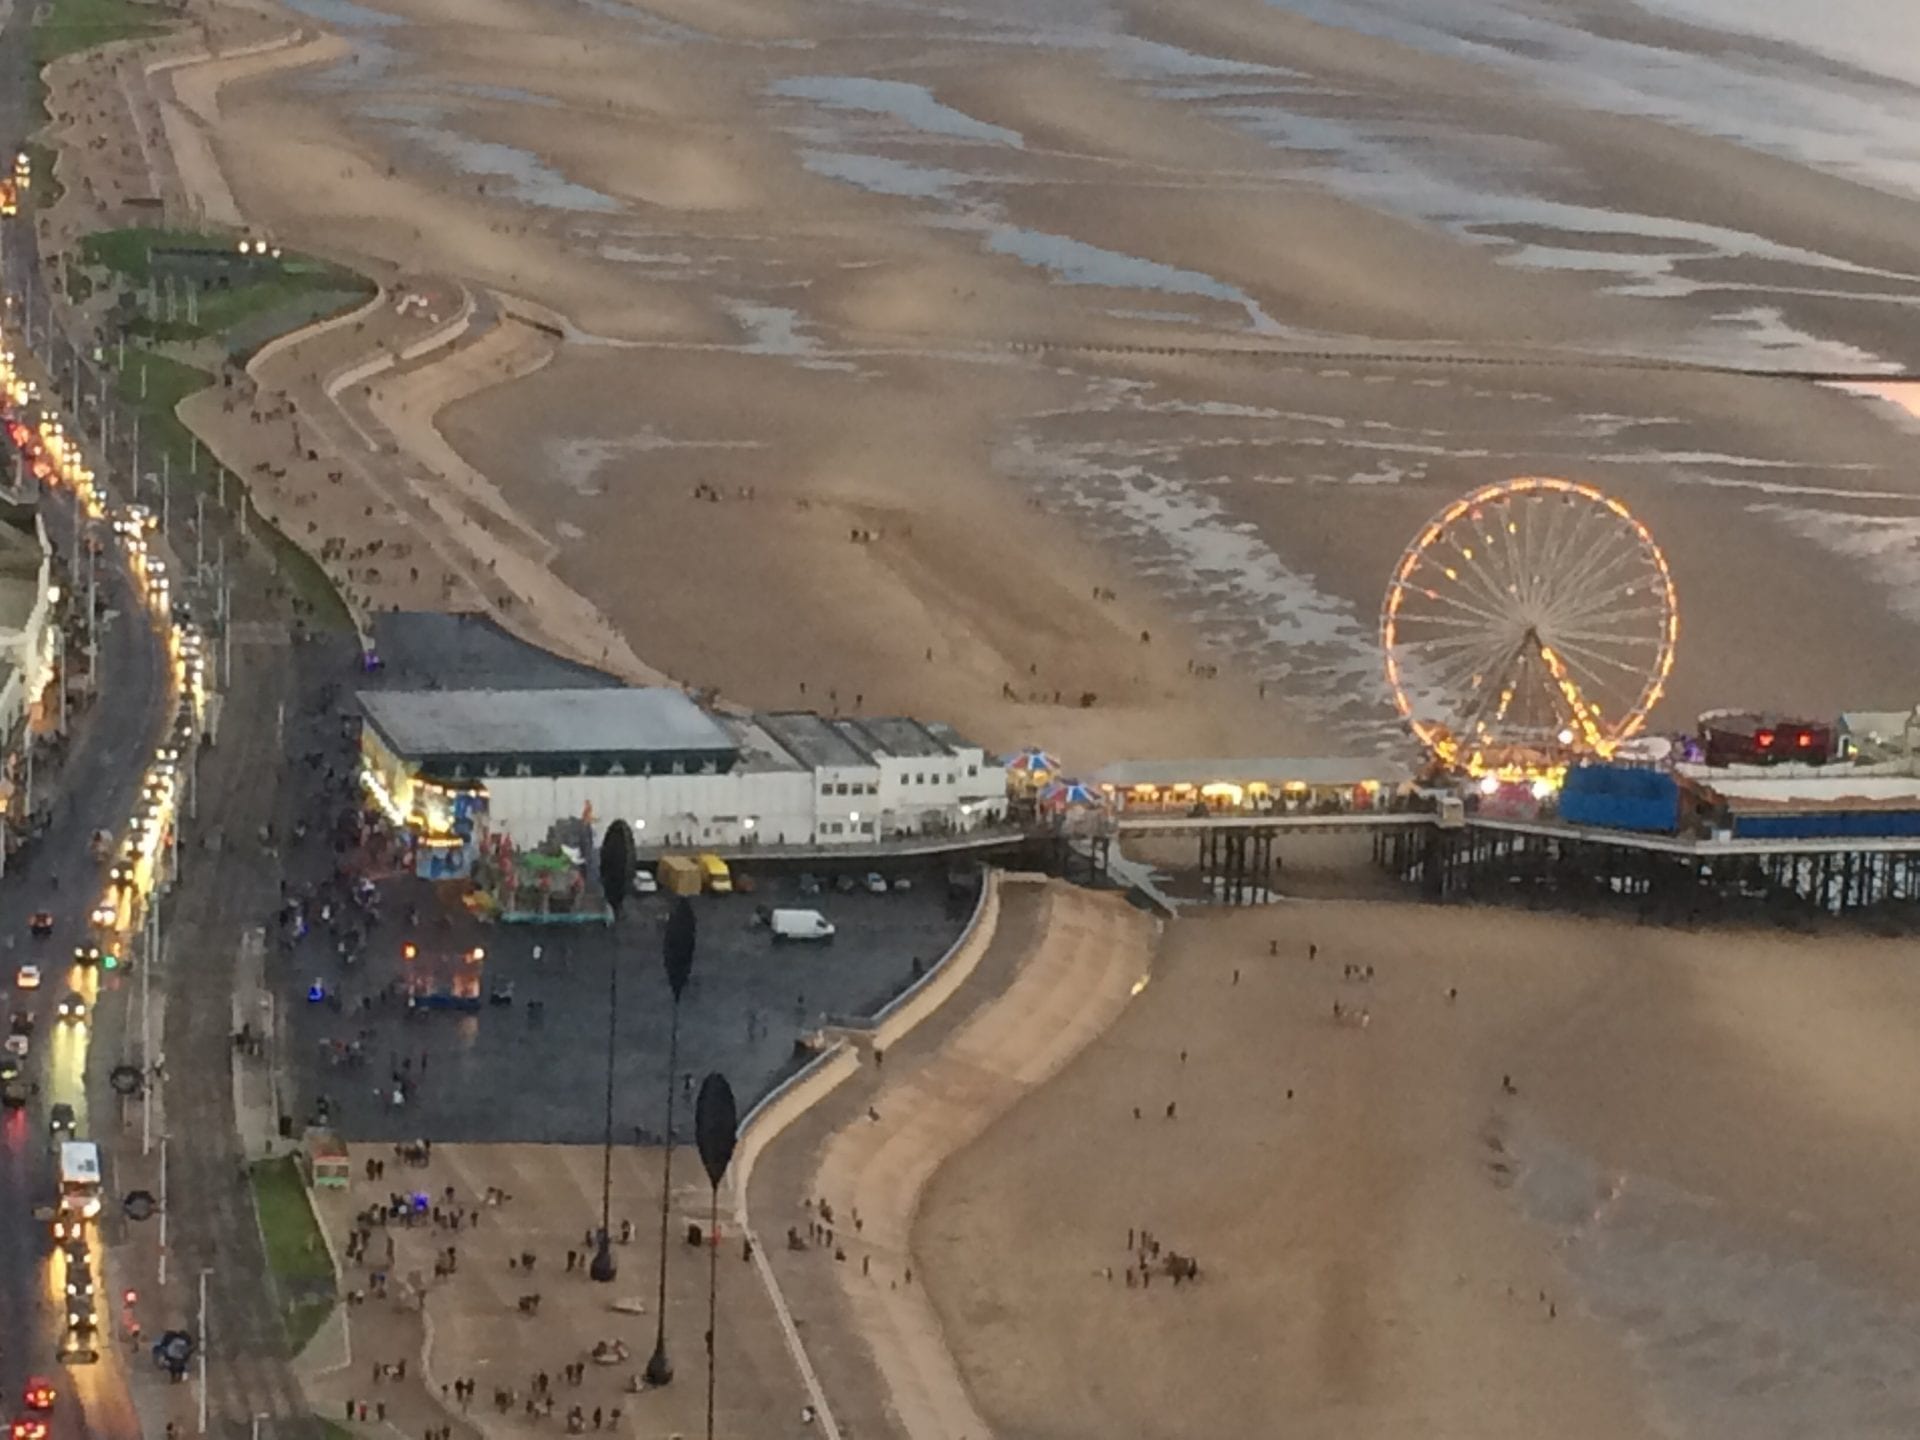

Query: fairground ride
left=1381, top=477, right=1679, bottom=780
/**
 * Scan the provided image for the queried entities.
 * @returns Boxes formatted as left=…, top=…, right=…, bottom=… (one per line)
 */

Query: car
left=55, top=993, right=85, bottom=1023
left=891, top=876, right=913, bottom=893
left=9, top=1010, right=32, bottom=1036
left=0, top=1054, right=18, bottom=1081
left=0, top=1077, right=30, bottom=1108
left=797, top=872, right=822, bottom=897
left=28, top=913, right=52, bottom=938
left=864, top=872, right=888, bottom=895
left=21, top=1380, right=54, bottom=1413
left=833, top=874, right=858, bottom=894
left=63, top=1264, right=92, bottom=1301
left=3, top=1035, right=27, bottom=1059
left=15, top=964, right=41, bottom=989
left=12, top=1417, right=50, bottom=1440
left=63, top=1296, right=96, bottom=1333
left=733, top=871, right=757, bottom=895
left=48, top=1103, right=75, bottom=1137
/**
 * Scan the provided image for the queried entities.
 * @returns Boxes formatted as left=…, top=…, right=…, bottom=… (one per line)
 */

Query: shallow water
left=1515, top=1130, right=1920, bottom=1439
left=378, top=121, right=620, bottom=212
left=773, top=76, right=1026, bottom=147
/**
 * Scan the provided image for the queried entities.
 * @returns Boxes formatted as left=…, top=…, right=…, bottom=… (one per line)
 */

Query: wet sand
left=917, top=903, right=1920, bottom=1440
left=75, top=0, right=1914, bottom=768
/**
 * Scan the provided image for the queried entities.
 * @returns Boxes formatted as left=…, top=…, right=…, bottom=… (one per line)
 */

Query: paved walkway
left=307, top=1143, right=808, bottom=1440
left=750, top=882, right=1154, bottom=1440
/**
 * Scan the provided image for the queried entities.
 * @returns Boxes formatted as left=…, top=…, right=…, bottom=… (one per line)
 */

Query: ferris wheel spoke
left=1546, top=637, right=1655, bottom=692
left=1396, top=579, right=1515, bottom=631
left=1541, top=557, right=1658, bottom=636
left=1415, top=637, right=1521, bottom=707
left=1550, top=609, right=1671, bottom=646
left=1539, top=527, right=1641, bottom=623
left=1548, top=574, right=1668, bottom=634
left=1528, top=489, right=1593, bottom=614
left=1447, top=533, right=1527, bottom=620
left=1405, top=633, right=1518, bottom=694
left=1487, top=505, right=1539, bottom=617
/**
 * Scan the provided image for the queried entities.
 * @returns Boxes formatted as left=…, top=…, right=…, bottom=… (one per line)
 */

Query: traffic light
left=102, top=953, right=118, bottom=970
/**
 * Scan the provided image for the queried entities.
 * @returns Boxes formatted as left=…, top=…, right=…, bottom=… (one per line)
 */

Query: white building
left=0, top=501, right=54, bottom=742
left=358, top=686, right=1008, bottom=852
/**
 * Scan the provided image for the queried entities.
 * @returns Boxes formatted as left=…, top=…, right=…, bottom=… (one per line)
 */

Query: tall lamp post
left=694, top=1073, right=739, bottom=1440
left=591, top=820, right=636, bottom=1284
left=646, top=896, right=697, bottom=1385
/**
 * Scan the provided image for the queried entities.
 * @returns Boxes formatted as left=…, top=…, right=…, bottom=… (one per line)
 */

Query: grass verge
left=33, top=0, right=166, bottom=66
left=249, top=1155, right=337, bottom=1355
left=81, top=228, right=372, bottom=631
left=110, top=346, right=353, bottom=628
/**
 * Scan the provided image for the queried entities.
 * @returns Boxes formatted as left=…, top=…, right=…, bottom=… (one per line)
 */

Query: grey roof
left=360, top=688, right=735, bottom=759
left=756, top=711, right=876, bottom=770
left=1091, top=756, right=1416, bottom=789
left=850, top=717, right=952, bottom=760
left=366, top=612, right=622, bottom=692
left=922, top=720, right=983, bottom=754
left=720, top=716, right=808, bottom=774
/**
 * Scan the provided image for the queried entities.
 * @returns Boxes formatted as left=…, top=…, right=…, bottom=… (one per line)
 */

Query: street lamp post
left=694, top=1073, right=739, bottom=1440
left=591, top=821, right=636, bottom=1283
left=647, top=897, right=697, bottom=1386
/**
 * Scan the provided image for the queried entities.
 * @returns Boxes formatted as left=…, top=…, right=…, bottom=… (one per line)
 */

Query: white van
left=769, top=909, right=835, bottom=943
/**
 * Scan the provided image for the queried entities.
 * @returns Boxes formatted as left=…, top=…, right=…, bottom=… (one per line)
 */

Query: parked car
left=631, top=869, right=659, bottom=895
left=797, top=873, right=822, bottom=897
left=864, top=872, right=888, bottom=895
left=28, top=913, right=52, bottom=938
left=833, top=874, right=857, bottom=895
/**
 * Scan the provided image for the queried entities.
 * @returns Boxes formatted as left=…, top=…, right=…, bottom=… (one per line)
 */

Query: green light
left=102, top=954, right=118, bottom=970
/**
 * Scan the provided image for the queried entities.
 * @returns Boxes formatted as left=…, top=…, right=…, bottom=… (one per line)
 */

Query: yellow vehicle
left=697, top=853, right=732, bottom=894
left=657, top=854, right=703, bottom=897
left=0, top=179, right=17, bottom=217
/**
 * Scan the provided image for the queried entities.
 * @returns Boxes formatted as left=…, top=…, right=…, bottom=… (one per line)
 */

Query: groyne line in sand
left=1008, top=338, right=1920, bottom=384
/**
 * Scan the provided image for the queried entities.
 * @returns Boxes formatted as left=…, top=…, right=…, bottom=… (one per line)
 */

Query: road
left=0, top=0, right=327, bottom=1425
left=0, top=482, right=168, bottom=1433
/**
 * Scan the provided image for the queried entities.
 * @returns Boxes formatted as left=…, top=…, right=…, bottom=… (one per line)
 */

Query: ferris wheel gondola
left=1381, top=477, right=1679, bottom=776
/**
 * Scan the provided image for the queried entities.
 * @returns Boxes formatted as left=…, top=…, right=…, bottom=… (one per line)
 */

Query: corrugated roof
left=1092, top=757, right=1416, bottom=789
left=850, top=716, right=951, bottom=760
left=756, top=712, right=876, bottom=770
left=360, top=688, right=734, bottom=758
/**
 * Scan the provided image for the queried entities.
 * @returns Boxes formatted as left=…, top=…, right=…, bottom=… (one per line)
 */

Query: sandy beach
left=918, top=901, right=1920, bottom=1439
left=27, top=0, right=1910, bottom=770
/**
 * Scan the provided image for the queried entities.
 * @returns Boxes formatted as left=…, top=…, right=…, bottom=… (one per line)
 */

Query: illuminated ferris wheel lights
left=1380, top=478, right=1679, bottom=778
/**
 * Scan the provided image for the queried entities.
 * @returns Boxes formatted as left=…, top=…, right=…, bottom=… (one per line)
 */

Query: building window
left=968, top=764, right=978, bottom=777
left=860, top=820, right=874, bottom=834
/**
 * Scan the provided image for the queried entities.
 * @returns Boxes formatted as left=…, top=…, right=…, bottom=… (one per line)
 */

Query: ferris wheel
left=1381, top=477, right=1679, bottom=774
